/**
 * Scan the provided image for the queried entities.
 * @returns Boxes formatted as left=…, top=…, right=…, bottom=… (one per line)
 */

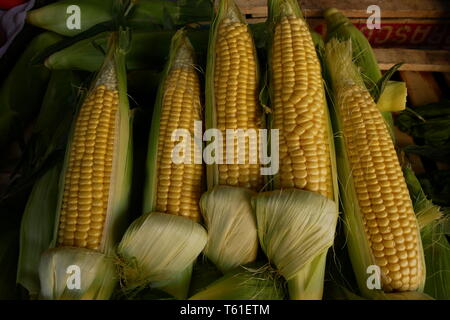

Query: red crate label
left=313, top=23, right=450, bottom=48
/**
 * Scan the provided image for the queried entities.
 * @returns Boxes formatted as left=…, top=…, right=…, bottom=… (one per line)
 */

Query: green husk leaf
left=0, top=32, right=62, bottom=150
left=1, top=69, right=83, bottom=206
left=19, top=70, right=83, bottom=176
left=421, top=220, right=450, bottom=300
left=45, top=31, right=172, bottom=72
left=376, top=81, right=407, bottom=113
left=27, top=0, right=212, bottom=36
left=16, top=69, right=87, bottom=299
left=27, top=0, right=114, bottom=37
left=373, top=63, right=404, bottom=102
left=17, top=162, right=62, bottom=298
left=189, top=263, right=286, bottom=300
left=188, top=258, right=223, bottom=296
left=200, top=186, right=259, bottom=274
left=402, top=166, right=449, bottom=299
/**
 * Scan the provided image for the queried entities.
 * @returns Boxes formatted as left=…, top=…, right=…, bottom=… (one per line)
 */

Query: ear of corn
left=324, top=38, right=426, bottom=299
left=27, top=0, right=212, bottom=37
left=252, top=0, right=339, bottom=300
left=201, top=0, right=262, bottom=276
left=117, top=29, right=207, bottom=300
left=16, top=70, right=82, bottom=298
left=38, top=30, right=133, bottom=300
left=205, top=0, right=264, bottom=191
left=45, top=31, right=173, bottom=72
left=142, top=30, right=203, bottom=222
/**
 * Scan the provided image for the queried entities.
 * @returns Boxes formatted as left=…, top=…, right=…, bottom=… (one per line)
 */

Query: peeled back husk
left=39, top=248, right=117, bottom=300
left=200, top=186, right=259, bottom=274
left=116, top=213, right=207, bottom=294
left=253, top=189, right=338, bottom=299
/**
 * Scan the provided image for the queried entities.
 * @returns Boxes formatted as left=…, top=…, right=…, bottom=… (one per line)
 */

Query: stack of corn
left=252, top=0, right=339, bottom=300
left=200, top=0, right=262, bottom=275
left=116, top=29, right=207, bottom=300
left=38, top=31, right=133, bottom=300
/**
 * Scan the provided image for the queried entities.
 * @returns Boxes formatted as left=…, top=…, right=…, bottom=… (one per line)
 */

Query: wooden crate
left=238, top=0, right=450, bottom=49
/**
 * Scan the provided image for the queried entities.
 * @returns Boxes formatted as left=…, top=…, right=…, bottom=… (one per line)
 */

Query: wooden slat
left=400, top=71, right=443, bottom=106
left=375, top=48, right=450, bottom=72
left=236, top=0, right=450, bottom=18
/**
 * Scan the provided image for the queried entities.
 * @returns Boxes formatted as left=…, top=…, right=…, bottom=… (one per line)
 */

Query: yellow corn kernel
left=155, top=65, right=203, bottom=221
left=340, top=83, right=423, bottom=292
left=272, top=16, right=332, bottom=198
left=214, top=18, right=263, bottom=191
left=57, top=85, right=118, bottom=251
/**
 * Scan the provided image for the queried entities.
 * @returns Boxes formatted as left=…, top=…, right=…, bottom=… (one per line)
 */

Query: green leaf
left=16, top=162, right=62, bottom=298
left=373, top=63, right=403, bottom=102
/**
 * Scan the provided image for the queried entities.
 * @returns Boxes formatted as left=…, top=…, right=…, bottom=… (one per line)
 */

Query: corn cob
left=324, top=8, right=398, bottom=134
left=341, top=84, right=421, bottom=292
left=38, top=32, right=132, bottom=300
left=200, top=0, right=261, bottom=276
left=153, top=46, right=203, bottom=221
left=57, top=82, right=118, bottom=250
left=252, top=0, right=339, bottom=300
left=324, top=38, right=426, bottom=297
left=213, top=17, right=263, bottom=191
left=271, top=10, right=332, bottom=199
left=117, top=30, right=207, bottom=299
